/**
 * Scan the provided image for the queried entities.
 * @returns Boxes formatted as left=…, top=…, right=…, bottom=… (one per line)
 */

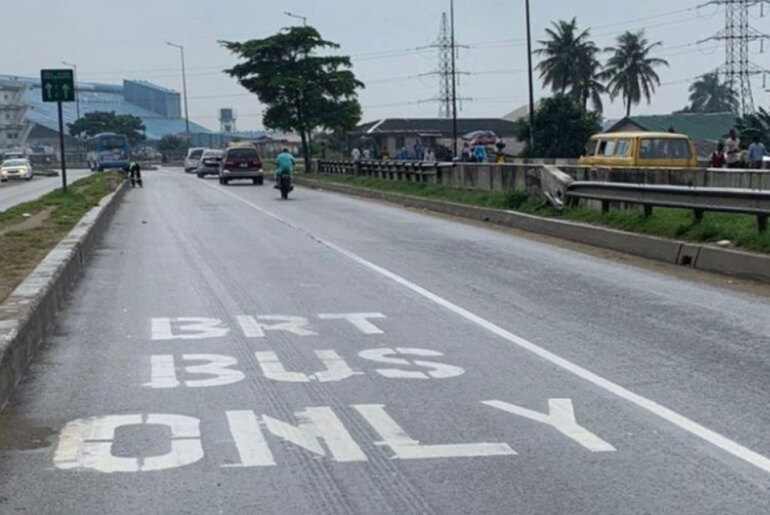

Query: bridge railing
left=566, top=181, right=770, bottom=233
left=316, top=159, right=454, bottom=183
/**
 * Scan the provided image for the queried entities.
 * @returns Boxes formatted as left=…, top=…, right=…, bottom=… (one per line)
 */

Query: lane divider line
left=200, top=178, right=770, bottom=476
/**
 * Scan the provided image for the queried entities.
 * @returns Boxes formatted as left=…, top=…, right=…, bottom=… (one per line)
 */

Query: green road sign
left=40, top=69, right=75, bottom=103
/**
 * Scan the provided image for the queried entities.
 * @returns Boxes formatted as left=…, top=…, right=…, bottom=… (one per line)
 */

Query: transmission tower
left=699, top=0, right=770, bottom=114
left=437, top=12, right=453, bottom=118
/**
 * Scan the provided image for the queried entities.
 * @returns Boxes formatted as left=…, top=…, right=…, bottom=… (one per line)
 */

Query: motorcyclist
left=274, top=148, right=295, bottom=190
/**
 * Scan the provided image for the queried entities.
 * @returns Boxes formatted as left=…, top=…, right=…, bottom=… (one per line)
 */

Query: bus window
left=614, top=140, right=631, bottom=157
left=600, top=140, right=616, bottom=156
left=640, top=139, right=692, bottom=160
left=584, top=139, right=598, bottom=156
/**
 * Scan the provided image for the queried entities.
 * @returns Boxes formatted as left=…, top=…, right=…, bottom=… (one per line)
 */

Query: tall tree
left=221, top=27, right=364, bottom=172
left=602, top=31, right=668, bottom=117
left=736, top=107, right=770, bottom=148
left=515, top=94, right=601, bottom=158
left=687, top=72, right=738, bottom=113
left=535, top=18, right=604, bottom=113
left=68, top=111, right=146, bottom=146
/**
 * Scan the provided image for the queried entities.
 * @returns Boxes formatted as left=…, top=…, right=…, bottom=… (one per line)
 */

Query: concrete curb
left=0, top=179, right=129, bottom=410
left=296, top=178, right=770, bottom=283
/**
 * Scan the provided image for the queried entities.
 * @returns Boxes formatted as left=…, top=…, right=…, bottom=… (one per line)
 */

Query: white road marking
left=180, top=354, right=246, bottom=388
left=145, top=355, right=180, bottom=389
left=151, top=317, right=229, bottom=341
left=484, top=399, right=616, bottom=452
left=224, top=408, right=368, bottom=466
left=353, top=404, right=516, bottom=459
left=203, top=180, right=770, bottom=475
left=238, top=315, right=318, bottom=337
left=318, top=312, right=386, bottom=334
left=358, top=347, right=465, bottom=379
left=254, top=350, right=362, bottom=383
left=54, top=414, right=203, bottom=473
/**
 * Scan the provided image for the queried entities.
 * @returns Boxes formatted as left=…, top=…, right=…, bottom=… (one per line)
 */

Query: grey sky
left=6, top=0, right=769, bottom=130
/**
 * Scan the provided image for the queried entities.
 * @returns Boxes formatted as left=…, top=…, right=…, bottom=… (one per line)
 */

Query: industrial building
left=0, top=74, right=210, bottom=155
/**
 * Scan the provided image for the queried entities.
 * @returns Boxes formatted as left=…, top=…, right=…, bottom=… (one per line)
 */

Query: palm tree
left=574, top=46, right=605, bottom=113
left=602, top=31, right=669, bottom=117
left=688, top=72, right=738, bottom=113
left=535, top=19, right=590, bottom=93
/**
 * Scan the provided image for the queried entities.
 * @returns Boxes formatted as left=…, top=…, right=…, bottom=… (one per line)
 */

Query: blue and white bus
left=86, top=133, right=131, bottom=171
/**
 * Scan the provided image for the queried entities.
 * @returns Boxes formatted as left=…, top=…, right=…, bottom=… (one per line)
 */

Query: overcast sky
left=5, top=0, right=769, bottom=131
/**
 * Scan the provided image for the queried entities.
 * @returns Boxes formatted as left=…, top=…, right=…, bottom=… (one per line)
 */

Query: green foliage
left=158, top=134, right=189, bottom=154
left=535, top=18, right=604, bottom=113
left=68, top=111, right=146, bottom=147
left=515, top=94, right=601, bottom=158
left=736, top=107, right=770, bottom=149
left=686, top=72, right=738, bottom=114
left=220, top=26, right=364, bottom=171
left=602, top=31, right=668, bottom=117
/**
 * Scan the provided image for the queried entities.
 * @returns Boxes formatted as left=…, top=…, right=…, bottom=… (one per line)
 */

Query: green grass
left=303, top=173, right=770, bottom=254
left=0, top=172, right=123, bottom=302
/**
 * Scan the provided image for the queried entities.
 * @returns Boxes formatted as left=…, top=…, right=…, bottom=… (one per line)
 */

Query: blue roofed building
left=0, top=74, right=211, bottom=152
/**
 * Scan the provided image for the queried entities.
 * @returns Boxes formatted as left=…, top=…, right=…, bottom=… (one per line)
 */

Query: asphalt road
left=1, top=167, right=769, bottom=514
left=0, top=169, right=93, bottom=211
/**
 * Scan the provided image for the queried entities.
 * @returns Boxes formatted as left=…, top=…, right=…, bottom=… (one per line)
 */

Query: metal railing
left=566, top=181, right=770, bottom=233
left=316, top=159, right=451, bottom=183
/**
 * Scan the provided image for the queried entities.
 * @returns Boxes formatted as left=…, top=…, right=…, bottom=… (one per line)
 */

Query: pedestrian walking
left=725, top=129, right=741, bottom=169
left=474, top=144, right=488, bottom=163
left=748, top=136, right=766, bottom=169
left=413, top=140, right=423, bottom=161
left=460, top=142, right=472, bottom=162
left=709, top=142, right=726, bottom=169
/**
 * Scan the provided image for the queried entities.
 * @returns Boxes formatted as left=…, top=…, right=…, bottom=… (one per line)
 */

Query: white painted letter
left=255, top=350, right=361, bottom=383
left=151, top=317, right=229, bottom=341
left=145, top=355, right=180, bottom=389
left=353, top=404, right=515, bottom=459
left=225, top=407, right=366, bottom=466
left=318, top=313, right=386, bottom=335
left=54, top=414, right=204, bottom=473
left=483, top=399, right=616, bottom=452
left=358, top=348, right=465, bottom=379
left=181, top=354, right=245, bottom=388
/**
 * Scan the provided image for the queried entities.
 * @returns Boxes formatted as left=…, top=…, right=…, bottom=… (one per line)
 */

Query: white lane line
left=200, top=179, right=770, bottom=475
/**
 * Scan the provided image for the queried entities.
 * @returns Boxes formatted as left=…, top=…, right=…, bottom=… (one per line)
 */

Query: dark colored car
left=219, top=145, right=264, bottom=185
left=196, top=149, right=224, bottom=178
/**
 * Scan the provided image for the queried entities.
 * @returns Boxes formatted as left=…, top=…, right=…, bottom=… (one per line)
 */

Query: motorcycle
left=277, top=173, right=293, bottom=199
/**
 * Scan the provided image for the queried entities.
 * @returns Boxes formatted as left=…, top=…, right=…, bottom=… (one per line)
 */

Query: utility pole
left=450, top=0, right=459, bottom=158
left=698, top=0, right=770, bottom=115
left=61, top=61, right=80, bottom=120
left=166, top=42, right=190, bottom=135
left=525, top=0, right=536, bottom=152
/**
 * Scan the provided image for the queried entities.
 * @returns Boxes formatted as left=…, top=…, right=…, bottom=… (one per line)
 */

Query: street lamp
left=61, top=60, right=80, bottom=120
left=166, top=42, right=190, bottom=136
left=284, top=11, right=307, bottom=26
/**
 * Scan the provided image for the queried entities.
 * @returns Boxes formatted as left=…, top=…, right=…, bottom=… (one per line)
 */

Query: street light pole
left=166, top=42, right=190, bottom=136
left=450, top=0, right=458, bottom=158
left=525, top=0, right=536, bottom=152
left=61, top=61, right=80, bottom=120
left=284, top=11, right=307, bottom=26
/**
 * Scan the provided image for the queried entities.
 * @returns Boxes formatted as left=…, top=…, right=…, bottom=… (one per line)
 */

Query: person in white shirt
left=725, top=129, right=741, bottom=168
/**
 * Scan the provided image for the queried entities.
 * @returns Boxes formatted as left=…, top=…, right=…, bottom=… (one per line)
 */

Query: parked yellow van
left=579, top=132, right=698, bottom=168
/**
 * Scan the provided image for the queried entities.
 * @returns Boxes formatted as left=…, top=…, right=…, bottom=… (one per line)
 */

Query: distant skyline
left=5, top=0, right=769, bottom=131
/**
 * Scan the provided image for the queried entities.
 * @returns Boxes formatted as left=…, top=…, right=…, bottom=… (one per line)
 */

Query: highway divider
left=295, top=177, right=770, bottom=284
left=0, top=179, right=129, bottom=410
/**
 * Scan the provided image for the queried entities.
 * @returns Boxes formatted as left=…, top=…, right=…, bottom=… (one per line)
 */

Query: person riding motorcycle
left=274, top=148, right=295, bottom=191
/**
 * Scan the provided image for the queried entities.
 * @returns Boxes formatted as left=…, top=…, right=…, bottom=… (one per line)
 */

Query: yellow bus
left=579, top=132, right=698, bottom=168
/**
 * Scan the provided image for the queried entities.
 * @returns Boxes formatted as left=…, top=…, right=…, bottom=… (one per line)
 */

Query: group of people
left=709, top=129, right=767, bottom=169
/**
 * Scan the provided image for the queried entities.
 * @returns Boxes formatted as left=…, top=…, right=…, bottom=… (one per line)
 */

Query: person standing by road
left=709, top=142, right=726, bottom=168
left=725, top=129, right=741, bottom=169
left=474, top=144, right=488, bottom=163
left=128, top=161, right=142, bottom=188
left=748, top=136, right=766, bottom=169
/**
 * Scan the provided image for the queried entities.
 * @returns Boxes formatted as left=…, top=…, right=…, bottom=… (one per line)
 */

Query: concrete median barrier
left=297, top=178, right=770, bottom=283
left=0, top=180, right=129, bottom=410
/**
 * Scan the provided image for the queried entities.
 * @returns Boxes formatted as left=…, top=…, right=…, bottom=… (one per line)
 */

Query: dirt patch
left=0, top=207, right=54, bottom=238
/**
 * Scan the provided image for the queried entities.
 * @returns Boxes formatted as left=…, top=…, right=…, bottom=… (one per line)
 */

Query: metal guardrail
left=317, top=159, right=453, bottom=183
left=567, top=181, right=770, bottom=233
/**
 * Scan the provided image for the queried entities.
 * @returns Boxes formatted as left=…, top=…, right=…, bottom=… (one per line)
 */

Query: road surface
left=0, top=169, right=93, bottom=212
left=1, top=167, right=769, bottom=514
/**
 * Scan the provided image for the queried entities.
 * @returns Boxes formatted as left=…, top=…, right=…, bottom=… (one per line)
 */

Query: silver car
left=184, top=148, right=206, bottom=173
left=196, top=149, right=224, bottom=178
left=0, top=158, right=33, bottom=182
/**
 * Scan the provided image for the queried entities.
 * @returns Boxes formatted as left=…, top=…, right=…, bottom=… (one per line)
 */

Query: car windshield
left=190, top=150, right=204, bottom=159
left=228, top=148, right=258, bottom=159
left=2, top=159, right=27, bottom=166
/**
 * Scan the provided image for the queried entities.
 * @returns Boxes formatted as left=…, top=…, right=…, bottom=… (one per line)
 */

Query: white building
left=0, top=78, right=31, bottom=152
